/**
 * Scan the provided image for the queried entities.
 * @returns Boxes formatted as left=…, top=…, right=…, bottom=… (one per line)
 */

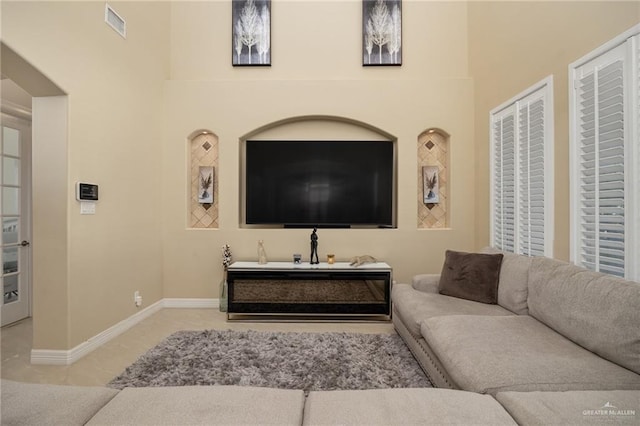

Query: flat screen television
left=245, top=140, right=395, bottom=228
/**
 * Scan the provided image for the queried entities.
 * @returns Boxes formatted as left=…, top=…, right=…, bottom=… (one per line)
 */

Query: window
left=570, top=25, right=639, bottom=281
left=491, top=77, right=554, bottom=257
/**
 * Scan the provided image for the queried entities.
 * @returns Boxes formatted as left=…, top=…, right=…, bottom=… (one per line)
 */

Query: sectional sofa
left=391, top=248, right=640, bottom=423
left=3, top=249, right=639, bottom=425
left=392, top=248, right=640, bottom=394
left=3, top=378, right=639, bottom=425
left=2, top=380, right=517, bottom=425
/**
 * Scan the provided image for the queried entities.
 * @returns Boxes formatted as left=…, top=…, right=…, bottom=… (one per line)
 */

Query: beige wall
left=2, top=1, right=170, bottom=349
left=5, top=0, right=636, bottom=352
left=469, top=1, right=640, bottom=261
left=163, top=0, right=476, bottom=298
left=2, top=1, right=475, bottom=350
left=31, top=96, right=69, bottom=350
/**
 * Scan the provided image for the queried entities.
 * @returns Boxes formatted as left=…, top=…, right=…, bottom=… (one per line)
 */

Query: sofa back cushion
left=528, top=256, right=640, bottom=374
left=481, top=247, right=531, bottom=315
left=438, top=250, right=503, bottom=304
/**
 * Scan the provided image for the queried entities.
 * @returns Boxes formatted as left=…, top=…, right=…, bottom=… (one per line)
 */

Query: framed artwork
left=232, top=0, right=271, bottom=66
left=423, top=166, right=439, bottom=204
left=363, top=0, right=402, bottom=66
left=199, top=166, right=214, bottom=204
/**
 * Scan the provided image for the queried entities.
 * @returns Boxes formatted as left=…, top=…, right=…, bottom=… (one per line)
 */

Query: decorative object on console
left=222, top=244, right=233, bottom=268
left=220, top=244, right=233, bottom=312
left=310, top=228, right=319, bottom=264
left=327, top=254, right=335, bottom=264
left=198, top=166, right=214, bottom=204
left=437, top=250, right=503, bottom=304
left=293, top=253, right=302, bottom=264
left=349, top=255, right=378, bottom=267
left=422, top=165, right=439, bottom=204
left=232, top=0, right=271, bottom=66
left=363, top=0, right=402, bottom=66
left=257, top=240, right=268, bottom=264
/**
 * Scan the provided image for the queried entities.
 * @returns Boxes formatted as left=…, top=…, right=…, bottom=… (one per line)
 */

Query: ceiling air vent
left=105, top=4, right=126, bottom=38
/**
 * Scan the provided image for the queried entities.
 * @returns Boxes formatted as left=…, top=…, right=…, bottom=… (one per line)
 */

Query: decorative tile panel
left=418, top=130, right=449, bottom=228
left=190, top=133, right=219, bottom=228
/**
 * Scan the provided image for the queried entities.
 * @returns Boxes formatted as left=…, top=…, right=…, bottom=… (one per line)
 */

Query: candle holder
left=327, top=254, right=335, bottom=264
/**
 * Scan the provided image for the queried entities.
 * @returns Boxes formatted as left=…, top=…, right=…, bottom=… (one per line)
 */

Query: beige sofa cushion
left=1, top=380, right=119, bottom=426
left=303, top=388, right=517, bottom=425
left=481, top=247, right=531, bottom=314
left=86, top=385, right=305, bottom=425
left=528, top=256, right=640, bottom=374
left=391, top=283, right=512, bottom=337
left=421, top=315, right=640, bottom=395
left=412, top=273, right=440, bottom=293
left=496, top=390, right=640, bottom=425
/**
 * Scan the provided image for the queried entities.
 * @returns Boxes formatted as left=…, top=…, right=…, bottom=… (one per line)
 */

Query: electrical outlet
left=134, top=291, right=142, bottom=307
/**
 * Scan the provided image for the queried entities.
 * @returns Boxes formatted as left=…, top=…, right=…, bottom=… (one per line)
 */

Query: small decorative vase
left=219, top=270, right=228, bottom=313
left=257, top=240, right=268, bottom=264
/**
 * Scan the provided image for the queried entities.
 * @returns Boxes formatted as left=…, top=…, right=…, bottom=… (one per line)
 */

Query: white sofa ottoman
left=1, top=379, right=119, bottom=426
left=303, top=388, right=517, bottom=425
left=496, top=390, right=640, bottom=425
left=86, top=385, right=305, bottom=425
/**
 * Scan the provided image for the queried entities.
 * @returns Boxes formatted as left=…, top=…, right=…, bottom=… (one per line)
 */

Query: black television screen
left=245, top=140, right=395, bottom=228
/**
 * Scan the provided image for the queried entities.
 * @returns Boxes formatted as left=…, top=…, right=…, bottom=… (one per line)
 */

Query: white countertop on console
left=229, top=261, right=391, bottom=271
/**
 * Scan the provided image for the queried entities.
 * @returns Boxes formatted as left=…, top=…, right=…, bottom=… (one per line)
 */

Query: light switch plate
left=80, top=201, right=96, bottom=215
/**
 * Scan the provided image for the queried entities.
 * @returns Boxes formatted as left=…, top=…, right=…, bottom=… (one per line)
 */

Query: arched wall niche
left=241, top=114, right=395, bottom=141
left=417, top=127, right=450, bottom=228
left=188, top=129, right=219, bottom=228
left=238, top=115, right=398, bottom=228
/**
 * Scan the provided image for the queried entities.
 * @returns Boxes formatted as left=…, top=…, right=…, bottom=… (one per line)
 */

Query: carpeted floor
left=108, top=329, right=432, bottom=392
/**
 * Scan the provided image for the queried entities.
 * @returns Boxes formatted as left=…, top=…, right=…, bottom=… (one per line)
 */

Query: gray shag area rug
left=108, top=329, right=431, bottom=392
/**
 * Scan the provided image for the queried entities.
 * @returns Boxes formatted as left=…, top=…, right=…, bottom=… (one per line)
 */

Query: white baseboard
left=163, top=298, right=218, bottom=309
left=30, top=298, right=219, bottom=365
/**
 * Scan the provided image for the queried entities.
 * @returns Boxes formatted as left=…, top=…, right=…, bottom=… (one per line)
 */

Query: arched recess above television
left=240, top=116, right=397, bottom=229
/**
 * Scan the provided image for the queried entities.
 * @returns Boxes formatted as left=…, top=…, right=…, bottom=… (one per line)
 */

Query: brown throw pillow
left=438, top=250, right=504, bottom=304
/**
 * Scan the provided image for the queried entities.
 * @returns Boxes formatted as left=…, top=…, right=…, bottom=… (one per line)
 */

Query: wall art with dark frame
left=232, top=0, right=271, bottom=66
left=363, top=0, right=402, bottom=66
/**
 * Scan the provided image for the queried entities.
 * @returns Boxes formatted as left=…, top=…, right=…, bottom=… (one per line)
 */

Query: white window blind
left=491, top=77, right=554, bottom=257
left=575, top=57, right=625, bottom=276
left=518, top=98, right=546, bottom=256
left=492, top=108, right=516, bottom=253
left=570, top=27, right=639, bottom=281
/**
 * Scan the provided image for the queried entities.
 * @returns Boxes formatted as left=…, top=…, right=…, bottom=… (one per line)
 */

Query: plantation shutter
left=518, top=95, right=546, bottom=256
left=574, top=45, right=626, bottom=277
left=491, top=78, right=553, bottom=257
left=492, top=108, right=516, bottom=252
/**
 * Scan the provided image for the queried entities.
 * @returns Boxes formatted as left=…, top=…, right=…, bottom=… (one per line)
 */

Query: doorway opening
left=0, top=93, right=32, bottom=326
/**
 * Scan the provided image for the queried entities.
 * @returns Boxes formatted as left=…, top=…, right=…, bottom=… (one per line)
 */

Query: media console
left=226, top=261, right=392, bottom=321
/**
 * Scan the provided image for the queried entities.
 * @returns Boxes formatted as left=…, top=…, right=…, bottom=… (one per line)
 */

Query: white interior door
left=1, top=113, right=31, bottom=326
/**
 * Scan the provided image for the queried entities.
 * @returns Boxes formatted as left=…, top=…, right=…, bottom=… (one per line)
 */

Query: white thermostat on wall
left=76, top=182, right=99, bottom=201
